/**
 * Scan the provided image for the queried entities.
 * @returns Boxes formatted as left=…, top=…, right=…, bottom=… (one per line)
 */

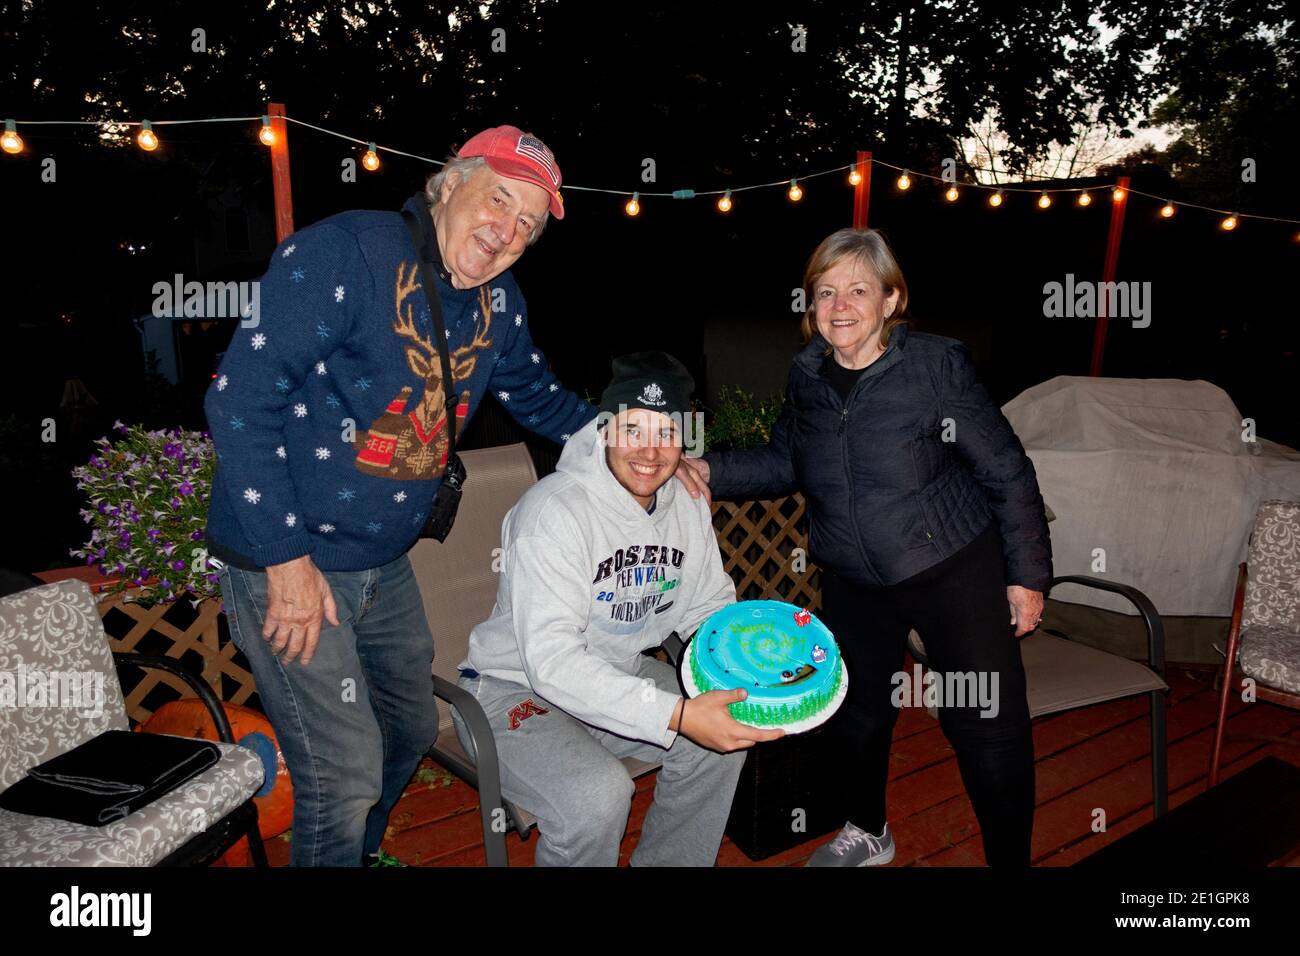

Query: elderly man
left=204, top=126, right=703, bottom=866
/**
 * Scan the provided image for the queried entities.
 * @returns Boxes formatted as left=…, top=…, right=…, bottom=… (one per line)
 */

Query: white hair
left=424, top=155, right=550, bottom=246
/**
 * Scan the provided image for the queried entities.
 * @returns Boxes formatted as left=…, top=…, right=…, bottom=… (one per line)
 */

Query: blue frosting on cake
left=687, top=600, right=844, bottom=727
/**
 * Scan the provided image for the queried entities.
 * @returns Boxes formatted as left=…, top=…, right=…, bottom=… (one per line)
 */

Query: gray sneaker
left=805, top=822, right=895, bottom=867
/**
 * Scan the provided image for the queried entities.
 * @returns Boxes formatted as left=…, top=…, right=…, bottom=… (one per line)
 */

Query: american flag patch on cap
left=515, top=134, right=559, bottom=186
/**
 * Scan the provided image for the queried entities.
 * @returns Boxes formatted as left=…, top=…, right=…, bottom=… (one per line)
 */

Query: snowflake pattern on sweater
left=203, top=196, right=597, bottom=571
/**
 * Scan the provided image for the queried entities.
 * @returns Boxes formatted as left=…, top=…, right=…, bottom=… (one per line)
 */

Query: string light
left=362, top=142, right=380, bottom=171
left=2, top=119, right=23, bottom=154
left=17, top=113, right=1300, bottom=237
left=136, top=120, right=158, bottom=152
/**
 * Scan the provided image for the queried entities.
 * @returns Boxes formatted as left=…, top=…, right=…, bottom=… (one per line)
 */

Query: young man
left=456, top=352, right=784, bottom=866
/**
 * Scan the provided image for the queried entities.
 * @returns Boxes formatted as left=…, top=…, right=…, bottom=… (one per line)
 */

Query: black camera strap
left=400, top=205, right=460, bottom=463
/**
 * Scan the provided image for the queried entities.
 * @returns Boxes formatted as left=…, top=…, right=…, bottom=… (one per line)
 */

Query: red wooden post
left=267, top=102, right=294, bottom=242
left=852, top=150, right=872, bottom=228
left=1089, top=174, right=1130, bottom=377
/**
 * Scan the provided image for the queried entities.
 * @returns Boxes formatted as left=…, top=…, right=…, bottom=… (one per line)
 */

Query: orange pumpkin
left=138, top=699, right=293, bottom=865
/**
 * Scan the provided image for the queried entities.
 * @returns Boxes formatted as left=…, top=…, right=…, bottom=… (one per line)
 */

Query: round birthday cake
left=681, top=600, right=847, bottom=733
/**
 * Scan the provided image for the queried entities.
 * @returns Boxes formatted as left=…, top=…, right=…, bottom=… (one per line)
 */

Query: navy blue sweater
left=204, top=196, right=597, bottom=571
left=704, top=328, right=1052, bottom=592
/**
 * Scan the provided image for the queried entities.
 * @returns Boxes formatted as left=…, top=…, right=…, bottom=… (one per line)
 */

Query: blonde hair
left=800, top=228, right=909, bottom=351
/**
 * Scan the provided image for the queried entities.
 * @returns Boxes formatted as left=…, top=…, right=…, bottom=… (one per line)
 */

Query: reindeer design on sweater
left=354, top=261, right=493, bottom=480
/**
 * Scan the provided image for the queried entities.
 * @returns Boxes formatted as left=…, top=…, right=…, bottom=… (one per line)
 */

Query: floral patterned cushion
left=0, top=740, right=264, bottom=866
left=1238, top=625, right=1300, bottom=697
left=0, top=580, right=130, bottom=790
left=1242, top=500, right=1300, bottom=633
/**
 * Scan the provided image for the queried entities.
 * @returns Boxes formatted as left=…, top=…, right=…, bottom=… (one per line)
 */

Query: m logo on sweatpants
left=507, top=698, right=550, bottom=730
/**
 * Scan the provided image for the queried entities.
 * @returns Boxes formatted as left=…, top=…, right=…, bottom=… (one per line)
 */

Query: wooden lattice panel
left=97, top=594, right=260, bottom=723
left=711, top=494, right=822, bottom=611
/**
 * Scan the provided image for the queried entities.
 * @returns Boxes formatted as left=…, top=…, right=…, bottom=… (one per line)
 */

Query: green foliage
left=704, top=385, right=784, bottom=453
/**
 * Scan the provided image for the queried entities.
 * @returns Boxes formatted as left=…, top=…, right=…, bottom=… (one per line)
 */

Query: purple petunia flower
left=205, top=573, right=220, bottom=584
left=190, top=530, right=204, bottom=541
left=170, top=497, right=181, bottom=510
left=178, top=481, right=193, bottom=496
left=146, top=528, right=161, bottom=541
left=119, top=531, right=132, bottom=546
left=171, top=559, right=186, bottom=572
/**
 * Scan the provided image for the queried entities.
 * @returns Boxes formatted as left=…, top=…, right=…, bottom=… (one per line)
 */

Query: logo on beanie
left=639, top=383, right=666, bottom=406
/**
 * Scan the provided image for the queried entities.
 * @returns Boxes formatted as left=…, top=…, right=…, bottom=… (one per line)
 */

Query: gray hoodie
left=461, top=416, right=737, bottom=747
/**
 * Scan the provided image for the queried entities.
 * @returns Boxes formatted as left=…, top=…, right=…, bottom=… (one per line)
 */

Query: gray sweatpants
left=452, top=655, right=746, bottom=866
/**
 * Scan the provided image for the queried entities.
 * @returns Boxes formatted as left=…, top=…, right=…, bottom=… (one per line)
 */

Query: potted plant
left=69, top=421, right=258, bottom=718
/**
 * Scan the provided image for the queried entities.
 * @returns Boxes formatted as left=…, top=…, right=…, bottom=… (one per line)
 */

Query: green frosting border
left=690, top=640, right=844, bottom=727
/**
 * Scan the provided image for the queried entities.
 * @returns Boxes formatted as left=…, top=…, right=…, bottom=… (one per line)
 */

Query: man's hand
left=1007, top=585, right=1045, bottom=638
left=264, top=555, right=340, bottom=665
left=674, top=457, right=712, bottom=504
left=676, top=689, right=785, bottom=752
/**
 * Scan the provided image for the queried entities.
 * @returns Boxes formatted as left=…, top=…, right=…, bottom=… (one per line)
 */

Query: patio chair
left=409, top=442, right=674, bottom=866
left=0, top=579, right=268, bottom=866
left=1209, top=499, right=1300, bottom=787
left=908, top=574, right=1169, bottom=817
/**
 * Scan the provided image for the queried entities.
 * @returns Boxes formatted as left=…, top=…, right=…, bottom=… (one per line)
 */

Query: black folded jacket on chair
left=0, top=731, right=220, bottom=826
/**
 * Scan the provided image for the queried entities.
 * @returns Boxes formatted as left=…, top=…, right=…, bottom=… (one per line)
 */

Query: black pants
left=817, top=524, right=1036, bottom=866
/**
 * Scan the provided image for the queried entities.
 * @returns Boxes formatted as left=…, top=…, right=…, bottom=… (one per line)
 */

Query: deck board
left=258, top=664, right=1300, bottom=867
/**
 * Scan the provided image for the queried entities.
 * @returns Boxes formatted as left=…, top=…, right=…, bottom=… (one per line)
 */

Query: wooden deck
left=260, top=662, right=1300, bottom=867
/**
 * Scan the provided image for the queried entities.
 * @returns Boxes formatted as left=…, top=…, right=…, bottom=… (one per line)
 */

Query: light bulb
left=717, top=190, right=732, bottom=213
left=1112, top=187, right=1126, bottom=202
left=362, top=143, right=380, bottom=171
left=258, top=117, right=276, bottom=147
left=788, top=179, right=803, bottom=202
left=1, top=120, right=22, bottom=155
left=848, top=168, right=862, bottom=186
left=896, top=172, right=911, bottom=191
left=1037, top=192, right=1052, bottom=209
left=944, top=185, right=959, bottom=202
left=1220, top=215, right=1238, bottom=231
left=136, top=120, right=158, bottom=152
left=625, top=193, right=640, bottom=216
left=988, top=191, right=1003, bottom=207
left=1077, top=191, right=1092, bottom=206
left=1160, top=203, right=1175, bottom=218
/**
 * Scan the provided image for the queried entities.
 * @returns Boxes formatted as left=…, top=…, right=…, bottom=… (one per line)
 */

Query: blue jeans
left=220, top=553, right=439, bottom=866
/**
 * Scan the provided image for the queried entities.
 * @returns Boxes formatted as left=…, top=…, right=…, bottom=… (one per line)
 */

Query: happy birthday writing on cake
left=728, top=622, right=808, bottom=655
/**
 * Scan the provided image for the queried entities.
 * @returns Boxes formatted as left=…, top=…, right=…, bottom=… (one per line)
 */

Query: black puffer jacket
left=705, top=327, right=1052, bottom=592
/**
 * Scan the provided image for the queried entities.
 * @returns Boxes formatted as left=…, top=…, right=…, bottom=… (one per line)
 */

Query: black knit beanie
left=598, top=351, right=695, bottom=418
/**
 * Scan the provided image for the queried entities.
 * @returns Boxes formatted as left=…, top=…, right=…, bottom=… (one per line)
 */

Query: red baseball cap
left=457, top=125, right=565, bottom=220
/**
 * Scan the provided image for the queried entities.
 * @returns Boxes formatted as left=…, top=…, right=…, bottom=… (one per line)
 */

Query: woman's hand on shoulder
left=674, top=457, right=712, bottom=504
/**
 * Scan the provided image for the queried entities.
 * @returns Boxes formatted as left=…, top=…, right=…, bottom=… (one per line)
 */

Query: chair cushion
left=1242, top=500, right=1300, bottom=632
left=0, top=739, right=264, bottom=866
left=1238, top=625, right=1300, bottom=696
left=0, top=580, right=129, bottom=789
